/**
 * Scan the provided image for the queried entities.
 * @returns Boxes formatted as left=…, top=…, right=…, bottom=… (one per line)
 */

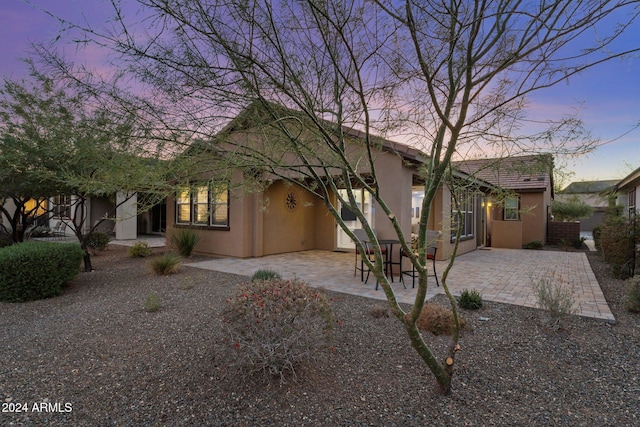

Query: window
left=53, top=195, right=72, bottom=218
left=504, top=196, right=520, bottom=220
left=629, top=190, right=636, bottom=212
left=451, top=188, right=475, bottom=240
left=176, top=183, right=229, bottom=227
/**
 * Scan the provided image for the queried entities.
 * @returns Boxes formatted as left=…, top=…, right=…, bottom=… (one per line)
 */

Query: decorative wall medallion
left=285, top=192, right=298, bottom=211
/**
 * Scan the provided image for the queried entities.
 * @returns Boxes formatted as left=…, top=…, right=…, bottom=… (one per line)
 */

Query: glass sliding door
left=336, top=189, right=373, bottom=250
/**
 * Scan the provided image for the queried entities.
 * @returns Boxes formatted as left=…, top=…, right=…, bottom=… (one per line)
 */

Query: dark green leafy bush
left=85, top=232, right=111, bottom=251
left=221, top=278, right=333, bottom=381
left=626, top=276, right=640, bottom=313
left=0, top=241, right=84, bottom=302
left=129, top=241, right=153, bottom=258
left=170, top=229, right=201, bottom=257
left=458, top=288, right=483, bottom=310
left=523, top=240, right=543, bottom=250
left=599, top=216, right=635, bottom=278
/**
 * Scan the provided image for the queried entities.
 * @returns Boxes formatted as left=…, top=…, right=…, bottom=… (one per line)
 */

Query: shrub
left=592, top=225, right=602, bottom=251
left=144, top=291, right=162, bottom=312
left=416, top=303, right=466, bottom=336
left=533, top=273, right=578, bottom=328
left=625, top=276, right=640, bottom=313
left=369, top=303, right=390, bottom=318
left=458, top=289, right=483, bottom=310
left=150, top=252, right=181, bottom=275
left=170, top=229, right=201, bottom=257
left=0, top=233, right=11, bottom=248
left=599, top=216, right=635, bottom=278
left=85, top=232, right=111, bottom=251
left=221, top=278, right=333, bottom=382
left=129, top=241, right=153, bottom=258
left=0, top=241, right=84, bottom=302
left=251, top=269, right=281, bottom=281
left=523, top=240, right=543, bottom=250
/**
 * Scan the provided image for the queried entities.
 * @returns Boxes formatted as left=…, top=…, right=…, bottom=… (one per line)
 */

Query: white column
left=115, top=192, right=138, bottom=240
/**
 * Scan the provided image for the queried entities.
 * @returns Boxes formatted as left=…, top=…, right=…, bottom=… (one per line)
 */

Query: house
left=165, top=105, right=520, bottom=262
left=556, top=180, right=619, bottom=231
left=615, top=166, right=640, bottom=218
left=454, top=154, right=554, bottom=249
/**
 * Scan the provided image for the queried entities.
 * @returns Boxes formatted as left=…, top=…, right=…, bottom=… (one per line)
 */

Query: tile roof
left=453, top=154, right=553, bottom=192
left=560, top=180, right=619, bottom=194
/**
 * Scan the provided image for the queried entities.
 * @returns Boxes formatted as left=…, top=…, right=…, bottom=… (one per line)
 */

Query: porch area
left=186, top=247, right=615, bottom=323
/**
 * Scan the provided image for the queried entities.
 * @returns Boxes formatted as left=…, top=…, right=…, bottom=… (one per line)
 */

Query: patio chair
left=353, top=228, right=386, bottom=284
left=51, top=222, right=67, bottom=240
left=400, top=230, right=441, bottom=288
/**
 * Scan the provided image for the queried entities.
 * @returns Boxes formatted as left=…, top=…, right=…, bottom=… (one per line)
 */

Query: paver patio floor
left=186, top=247, right=615, bottom=323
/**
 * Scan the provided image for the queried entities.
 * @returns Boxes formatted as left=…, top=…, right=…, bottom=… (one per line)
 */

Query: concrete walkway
left=186, top=248, right=615, bottom=323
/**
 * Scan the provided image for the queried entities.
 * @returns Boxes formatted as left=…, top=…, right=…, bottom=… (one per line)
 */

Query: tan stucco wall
left=261, top=181, right=333, bottom=255
left=520, top=192, right=547, bottom=245
left=491, top=220, right=523, bottom=249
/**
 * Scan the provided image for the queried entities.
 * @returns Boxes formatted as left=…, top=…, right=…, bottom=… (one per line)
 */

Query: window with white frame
left=451, top=188, right=475, bottom=240
left=504, top=196, right=520, bottom=220
left=629, top=190, right=636, bottom=213
left=53, top=194, right=72, bottom=218
left=176, top=183, right=229, bottom=227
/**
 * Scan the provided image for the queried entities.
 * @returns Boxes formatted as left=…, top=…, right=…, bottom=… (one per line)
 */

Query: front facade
left=455, top=155, right=554, bottom=249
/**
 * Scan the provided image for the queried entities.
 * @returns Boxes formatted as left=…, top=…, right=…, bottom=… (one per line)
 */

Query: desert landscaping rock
left=1, top=246, right=638, bottom=426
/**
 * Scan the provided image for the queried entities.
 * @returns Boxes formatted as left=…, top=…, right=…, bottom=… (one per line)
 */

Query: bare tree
left=41, top=0, right=639, bottom=393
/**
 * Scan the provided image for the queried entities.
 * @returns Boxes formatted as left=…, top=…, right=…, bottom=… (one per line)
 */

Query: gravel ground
left=1, top=245, right=638, bottom=426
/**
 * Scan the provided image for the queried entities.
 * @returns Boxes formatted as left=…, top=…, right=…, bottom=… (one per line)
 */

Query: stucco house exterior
left=166, top=129, right=491, bottom=261
left=454, top=154, right=554, bottom=249
left=615, top=166, right=640, bottom=218
left=555, top=180, right=618, bottom=232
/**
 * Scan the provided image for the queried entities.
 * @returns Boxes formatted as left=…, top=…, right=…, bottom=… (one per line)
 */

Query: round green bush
left=0, top=241, right=84, bottom=302
left=85, top=232, right=111, bottom=251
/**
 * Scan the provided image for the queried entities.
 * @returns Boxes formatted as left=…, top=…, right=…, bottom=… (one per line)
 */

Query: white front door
left=336, top=189, right=373, bottom=250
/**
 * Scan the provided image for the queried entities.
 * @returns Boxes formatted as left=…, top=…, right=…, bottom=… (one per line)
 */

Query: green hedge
left=0, top=242, right=84, bottom=302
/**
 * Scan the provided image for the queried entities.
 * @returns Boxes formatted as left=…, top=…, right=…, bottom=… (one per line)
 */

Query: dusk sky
left=1, top=0, right=639, bottom=186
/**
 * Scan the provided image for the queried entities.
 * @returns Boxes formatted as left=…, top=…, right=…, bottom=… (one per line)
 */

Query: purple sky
left=2, top=0, right=639, bottom=185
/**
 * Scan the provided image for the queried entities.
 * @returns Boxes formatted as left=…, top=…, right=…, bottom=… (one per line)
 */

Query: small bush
left=170, top=229, right=201, bottom=257
left=458, top=289, right=483, bottom=310
left=369, top=303, right=390, bottom=318
left=533, top=273, right=578, bottom=328
left=0, top=242, right=84, bottom=302
left=0, top=233, right=11, bottom=248
left=599, top=215, right=635, bottom=278
left=523, top=240, right=543, bottom=250
left=144, top=291, right=162, bottom=312
left=416, top=303, right=466, bottom=336
left=85, top=232, right=111, bottom=251
left=221, top=278, right=333, bottom=382
left=251, top=269, right=281, bottom=281
left=150, top=252, right=181, bottom=275
left=129, top=241, right=153, bottom=258
left=625, top=276, right=640, bottom=313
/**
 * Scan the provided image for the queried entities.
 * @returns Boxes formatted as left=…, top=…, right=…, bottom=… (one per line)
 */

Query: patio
left=186, top=247, right=615, bottom=323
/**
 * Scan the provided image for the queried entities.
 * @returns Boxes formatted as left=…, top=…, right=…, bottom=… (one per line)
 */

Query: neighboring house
left=166, top=106, right=540, bottom=262
left=615, top=166, right=640, bottom=218
left=556, top=180, right=619, bottom=231
left=454, top=154, right=554, bottom=249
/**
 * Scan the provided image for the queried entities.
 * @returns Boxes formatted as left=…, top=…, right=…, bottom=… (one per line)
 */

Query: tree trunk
left=82, top=248, right=93, bottom=272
